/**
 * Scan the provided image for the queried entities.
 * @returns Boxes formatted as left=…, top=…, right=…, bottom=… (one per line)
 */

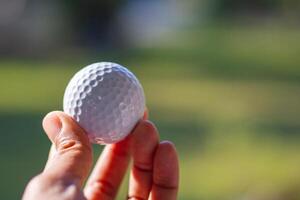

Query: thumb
left=42, top=111, right=93, bottom=186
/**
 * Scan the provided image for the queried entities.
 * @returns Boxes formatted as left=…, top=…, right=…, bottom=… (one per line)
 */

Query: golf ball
left=63, top=62, right=145, bottom=144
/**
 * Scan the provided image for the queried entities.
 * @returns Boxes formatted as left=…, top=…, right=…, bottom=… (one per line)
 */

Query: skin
left=22, top=111, right=179, bottom=200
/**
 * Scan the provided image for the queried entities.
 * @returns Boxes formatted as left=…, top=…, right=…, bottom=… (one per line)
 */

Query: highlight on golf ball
left=63, top=62, right=145, bottom=144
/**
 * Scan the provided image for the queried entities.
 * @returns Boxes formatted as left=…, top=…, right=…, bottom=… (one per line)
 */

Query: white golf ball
left=63, top=62, right=145, bottom=144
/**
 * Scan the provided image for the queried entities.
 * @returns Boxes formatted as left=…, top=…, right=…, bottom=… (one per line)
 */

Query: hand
left=22, top=111, right=179, bottom=200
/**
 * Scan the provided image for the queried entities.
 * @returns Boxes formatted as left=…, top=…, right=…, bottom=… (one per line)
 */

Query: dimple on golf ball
left=63, top=62, right=145, bottom=144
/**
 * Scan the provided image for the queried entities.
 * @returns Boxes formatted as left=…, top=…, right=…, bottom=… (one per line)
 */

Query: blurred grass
left=1, top=24, right=300, bottom=199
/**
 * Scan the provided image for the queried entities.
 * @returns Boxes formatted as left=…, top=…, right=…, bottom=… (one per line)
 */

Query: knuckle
left=55, top=136, right=91, bottom=155
left=127, top=196, right=147, bottom=200
left=154, top=175, right=178, bottom=190
left=56, top=137, right=78, bottom=151
left=133, top=161, right=153, bottom=172
left=54, top=137, right=92, bottom=165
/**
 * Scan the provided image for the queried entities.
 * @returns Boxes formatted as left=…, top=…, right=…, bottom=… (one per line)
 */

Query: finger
left=143, top=108, right=149, bottom=120
left=128, top=120, right=159, bottom=200
left=42, top=111, right=93, bottom=187
left=84, top=130, right=134, bottom=200
left=150, top=141, right=179, bottom=200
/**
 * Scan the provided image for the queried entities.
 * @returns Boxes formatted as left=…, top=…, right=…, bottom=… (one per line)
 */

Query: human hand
left=22, top=111, right=179, bottom=200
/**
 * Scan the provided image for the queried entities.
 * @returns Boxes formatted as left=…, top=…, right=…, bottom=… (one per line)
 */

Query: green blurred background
left=1, top=0, right=300, bottom=199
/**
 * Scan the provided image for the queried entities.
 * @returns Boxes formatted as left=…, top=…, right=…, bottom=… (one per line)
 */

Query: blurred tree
left=280, top=0, right=300, bottom=18
left=62, top=0, right=127, bottom=48
left=212, top=0, right=282, bottom=17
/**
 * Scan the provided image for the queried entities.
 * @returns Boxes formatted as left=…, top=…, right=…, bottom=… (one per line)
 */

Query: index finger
left=84, top=127, right=133, bottom=200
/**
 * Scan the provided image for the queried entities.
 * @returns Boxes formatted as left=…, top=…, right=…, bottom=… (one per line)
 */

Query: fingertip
left=158, top=141, right=177, bottom=154
left=132, top=120, right=159, bottom=152
left=135, top=120, right=158, bottom=137
left=143, top=107, right=149, bottom=120
left=43, top=111, right=90, bottom=144
left=114, top=119, right=158, bottom=151
left=155, top=141, right=179, bottom=169
left=156, top=141, right=179, bottom=167
left=42, top=111, right=63, bottom=141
